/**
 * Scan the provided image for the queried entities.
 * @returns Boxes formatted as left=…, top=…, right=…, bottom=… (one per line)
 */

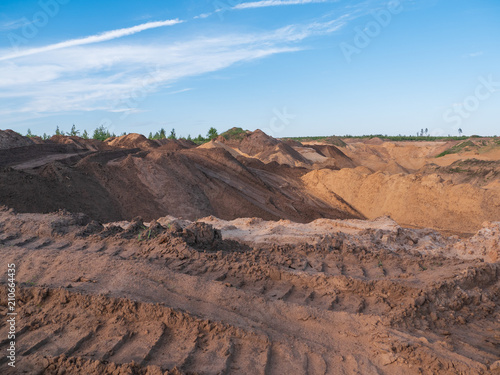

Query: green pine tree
left=93, top=125, right=111, bottom=141
left=207, top=127, right=218, bottom=140
left=159, top=128, right=167, bottom=139
left=68, top=124, right=80, bottom=137
left=168, top=128, right=177, bottom=140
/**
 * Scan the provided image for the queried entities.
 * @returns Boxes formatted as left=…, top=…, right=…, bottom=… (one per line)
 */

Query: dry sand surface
left=0, top=129, right=499, bottom=374
left=303, top=168, right=500, bottom=234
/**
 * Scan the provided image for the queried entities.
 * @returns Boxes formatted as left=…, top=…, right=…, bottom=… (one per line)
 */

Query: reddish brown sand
left=0, top=130, right=499, bottom=374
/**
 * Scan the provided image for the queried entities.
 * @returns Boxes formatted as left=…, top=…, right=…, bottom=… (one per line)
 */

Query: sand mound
left=307, top=144, right=356, bottom=169
left=0, top=129, right=34, bottom=149
left=341, top=140, right=450, bottom=171
left=106, top=134, right=195, bottom=152
left=157, top=138, right=195, bottom=151
left=1, top=129, right=498, bottom=236
left=303, top=168, right=500, bottom=233
left=0, top=136, right=361, bottom=223
left=365, top=136, right=384, bottom=145
left=237, top=129, right=310, bottom=167
left=198, top=139, right=243, bottom=158
left=48, top=135, right=111, bottom=152
left=293, top=146, right=330, bottom=163
left=105, top=133, right=159, bottom=150
left=421, top=159, right=500, bottom=188
left=207, top=131, right=354, bottom=170
left=282, top=138, right=303, bottom=147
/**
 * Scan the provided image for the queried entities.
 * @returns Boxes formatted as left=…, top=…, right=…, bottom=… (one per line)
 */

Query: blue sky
left=0, top=0, right=499, bottom=138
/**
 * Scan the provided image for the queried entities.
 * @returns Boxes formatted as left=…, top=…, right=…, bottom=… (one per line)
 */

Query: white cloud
left=0, top=18, right=345, bottom=116
left=0, top=18, right=33, bottom=31
left=234, top=0, right=328, bottom=10
left=167, top=88, right=194, bottom=95
left=464, top=51, right=483, bottom=58
left=193, top=0, right=330, bottom=19
left=193, top=12, right=213, bottom=19
left=0, top=19, right=183, bottom=62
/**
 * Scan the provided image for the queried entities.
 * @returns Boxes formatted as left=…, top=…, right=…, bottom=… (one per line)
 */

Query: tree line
left=25, top=125, right=219, bottom=144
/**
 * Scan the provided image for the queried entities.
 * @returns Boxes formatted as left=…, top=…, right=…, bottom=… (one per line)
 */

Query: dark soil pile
left=0, top=129, right=34, bottom=149
left=0, top=131, right=361, bottom=223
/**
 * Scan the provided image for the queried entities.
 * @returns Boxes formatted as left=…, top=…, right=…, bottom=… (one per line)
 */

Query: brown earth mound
left=237, top=129, right=311, bottom=167
left=1, top=129, right=499, bottom=236
left=0, top=132, right=361, bottom=223
left=307, top=144, right=356, bottom=169
left=105, top=133, right=160, bottom=150
left=0, top=129, right=34, bottom=149
left=421, top=159, right=500, bottom=188
left=48, top=135, right=111, bottom=152
left=211, top=130, right=354, bottom=171
left=104, top=133, right=195, bottom=151
left=0, top=143, right=91, bottom=169
left=157, top=138, right=196, bottom=151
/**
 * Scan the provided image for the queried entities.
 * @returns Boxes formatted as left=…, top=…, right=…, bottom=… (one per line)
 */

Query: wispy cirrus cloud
left=194, top=0, right=330, bottom=19
left=0, top=17, right=345, bottom=117
left=463, top=51, right=483, bottom=58
left=234, top=0, right=328, bottom=10
left=0, top=18, right=33, bottom=31
left=0, top=19, right=183, bottom=62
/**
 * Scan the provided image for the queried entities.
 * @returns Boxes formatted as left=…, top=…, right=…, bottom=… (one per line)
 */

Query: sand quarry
left=0, top=129, right=499, bottom=374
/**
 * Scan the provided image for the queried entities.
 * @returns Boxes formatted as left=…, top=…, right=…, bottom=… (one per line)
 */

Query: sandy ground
left=0, top=130, right=499, bottom=374
left=0, top=209, right=499, bottom=374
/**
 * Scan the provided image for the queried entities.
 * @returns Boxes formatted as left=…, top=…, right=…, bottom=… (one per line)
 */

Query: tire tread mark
left=139, top=323, right=166, bottom=367
left=102, top=331, right=133, bottom=361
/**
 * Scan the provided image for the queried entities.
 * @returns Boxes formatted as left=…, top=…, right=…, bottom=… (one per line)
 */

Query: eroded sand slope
left=303, top=168, right=500, bottom=233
